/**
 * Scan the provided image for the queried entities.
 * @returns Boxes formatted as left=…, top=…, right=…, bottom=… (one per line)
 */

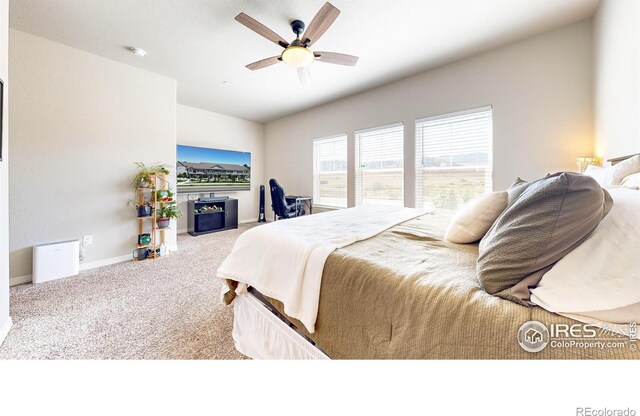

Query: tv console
left=187, top=197, right=238, bottom=236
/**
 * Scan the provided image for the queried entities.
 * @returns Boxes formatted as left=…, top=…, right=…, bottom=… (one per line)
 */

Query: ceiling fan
left=235, top=2, right=359, bottom=85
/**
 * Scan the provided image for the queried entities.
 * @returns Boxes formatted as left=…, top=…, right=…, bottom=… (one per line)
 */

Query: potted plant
left=156, top=187, right=174, bottom=202
left=157, top=203, right=182, bottom=229
left=131, top=162, right=170, bottom=195
left=135, top=201, right=154, bottom=217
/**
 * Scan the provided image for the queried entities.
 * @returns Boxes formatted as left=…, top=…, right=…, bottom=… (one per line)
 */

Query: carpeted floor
left=0, top=224, right=257, bottom=359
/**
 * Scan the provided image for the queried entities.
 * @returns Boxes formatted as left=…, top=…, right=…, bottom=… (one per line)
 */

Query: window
left=313, top=134, right=348, bottom=208
left=355, top=123, right=404, bottom=206
left=415, top=107, right=492, bottom=214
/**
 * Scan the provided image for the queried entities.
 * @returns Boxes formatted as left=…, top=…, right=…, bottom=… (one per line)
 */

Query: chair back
left=269, top=179, right=289, bottom=218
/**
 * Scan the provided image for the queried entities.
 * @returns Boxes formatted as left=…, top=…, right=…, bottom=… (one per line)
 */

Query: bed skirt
left=232, top=293, right=329, bottom=360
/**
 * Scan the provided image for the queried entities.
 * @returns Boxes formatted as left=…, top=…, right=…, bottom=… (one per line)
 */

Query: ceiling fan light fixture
left=281, top=46, right=314, bottom=68
left=237, top=2, right=358, bottom=79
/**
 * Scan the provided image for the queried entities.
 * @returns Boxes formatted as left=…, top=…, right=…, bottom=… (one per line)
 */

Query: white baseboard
left=10, top=247, right=183, bottom=286
left=177, top=228, right=188, bottom=234
left=0, top=317, right=13, bottom=346
left=79, top=253, right=132, bottom=271
left=10, top=275, right=32, bottom=286
left=11, top=253, right=132, bottom=286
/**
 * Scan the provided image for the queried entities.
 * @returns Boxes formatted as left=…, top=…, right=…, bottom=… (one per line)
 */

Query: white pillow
left=621, top=172, right=640, bottom=190
left=530, top=188, right=640, bottom=334
left=584, top=155, right=640, bottom=186
left=444, top=191, right=508, bottom=244
left=583, top=165, right=607, bottom=185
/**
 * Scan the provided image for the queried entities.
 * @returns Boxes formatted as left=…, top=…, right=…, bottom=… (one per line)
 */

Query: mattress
left=232, top=291, right=330, bottom=359
left=259, top=213, right=639, bottom=359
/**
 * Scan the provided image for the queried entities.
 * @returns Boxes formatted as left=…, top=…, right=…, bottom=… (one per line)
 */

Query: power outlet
left=82, top=235, right=93, bottom=246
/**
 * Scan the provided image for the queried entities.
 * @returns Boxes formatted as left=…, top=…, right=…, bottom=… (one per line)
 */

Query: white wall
left=9, top=30, right=177, bottom=280
left=265, top=21, right=594, bottom=209
left=593, top=0, right=640, bottom=160
left=176, top=104, right=264, bottom=231
left=0, top=0, right=11, bottom=343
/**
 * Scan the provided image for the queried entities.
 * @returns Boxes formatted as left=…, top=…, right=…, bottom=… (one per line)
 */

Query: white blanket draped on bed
left=217, top=205, right=424, bottom=333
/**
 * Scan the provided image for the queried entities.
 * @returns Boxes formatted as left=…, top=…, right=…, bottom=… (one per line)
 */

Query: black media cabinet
left=187, top=197, right=238, bottom=236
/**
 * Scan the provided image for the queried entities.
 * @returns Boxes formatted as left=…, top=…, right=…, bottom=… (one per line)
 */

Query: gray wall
left=0, top=0, right=11, bottom=342
left=593, top=0, right=640, bottom=161
left=9, top=30, right=177, bottom=280
left=264, top=21, right=594, bottom=211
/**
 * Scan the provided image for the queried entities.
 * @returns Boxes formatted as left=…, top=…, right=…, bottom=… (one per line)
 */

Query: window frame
left=415, top=106, right=493, bottom=211
left=354, top=122, right=405, bottom=207
left=312, top=133, right=349, bottom=209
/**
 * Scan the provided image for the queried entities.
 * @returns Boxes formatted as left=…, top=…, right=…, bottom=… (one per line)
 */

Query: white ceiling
left=9, top=0, right=600, bottom=122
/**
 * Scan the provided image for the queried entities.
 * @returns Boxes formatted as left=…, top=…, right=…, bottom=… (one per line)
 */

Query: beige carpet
left=0, top=224, right=257, bottom=359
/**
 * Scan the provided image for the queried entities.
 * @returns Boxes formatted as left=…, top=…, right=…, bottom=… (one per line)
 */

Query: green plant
left=131, top=162, right=170, bottom=194
left=156, top=187, right=174, bottom=200
left=129, top=200, right=154, bottom=217
left=136, top=200, right=154, bottom=209
left=127, top=198, right=153, bottom=209
left=157, top=203, right=182, bottom=220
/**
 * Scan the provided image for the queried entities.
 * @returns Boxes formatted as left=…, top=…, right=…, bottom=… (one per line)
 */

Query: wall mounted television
left=177, top=145, right=251, bottom=193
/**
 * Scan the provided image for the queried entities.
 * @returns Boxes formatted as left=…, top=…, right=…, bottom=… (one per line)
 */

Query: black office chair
left=269, top=179, right=305, bottom=220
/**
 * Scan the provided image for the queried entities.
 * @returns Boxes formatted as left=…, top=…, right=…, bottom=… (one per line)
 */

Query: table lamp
left=576, top=156, right=602, bottom=173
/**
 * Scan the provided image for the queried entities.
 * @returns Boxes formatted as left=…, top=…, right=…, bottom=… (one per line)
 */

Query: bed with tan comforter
left=258, top=213, right=638, bottom=359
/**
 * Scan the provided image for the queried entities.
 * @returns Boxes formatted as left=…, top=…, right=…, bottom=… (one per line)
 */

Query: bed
left=220, top=156, right=640, bottom=360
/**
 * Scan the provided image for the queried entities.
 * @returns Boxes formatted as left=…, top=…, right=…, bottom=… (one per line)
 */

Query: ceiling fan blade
left=235, top=12, right=289, bottom=48
left=300, top=2, right=340, bottom=46
left=314, top=51, right=359, bottom=66
left=246, top=56, right=282, bottom=71
left=297, top=67, right=312, bottom=86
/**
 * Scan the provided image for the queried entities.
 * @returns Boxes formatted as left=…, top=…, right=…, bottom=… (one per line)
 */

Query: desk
left=284, top=195, right=313, bottom=219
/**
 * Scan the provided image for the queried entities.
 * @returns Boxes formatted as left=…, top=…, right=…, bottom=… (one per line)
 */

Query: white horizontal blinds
left=355, top=123, right=404, bottom=206
left=415, top=107, right=492, bottom=212
left=313, top=134, right=348, bottom=208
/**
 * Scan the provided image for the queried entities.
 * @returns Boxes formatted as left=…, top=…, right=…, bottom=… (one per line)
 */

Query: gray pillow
left=477, top=172, right=613, bottom=304
left=506, top=177, right=530, bottom=205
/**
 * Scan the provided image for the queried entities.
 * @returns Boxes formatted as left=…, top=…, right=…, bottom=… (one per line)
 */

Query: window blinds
left=313, top=134, right=348, bottom=208
left=355, top=123, right=404, bottom=206
left=415, top=107, right=492, bottom=211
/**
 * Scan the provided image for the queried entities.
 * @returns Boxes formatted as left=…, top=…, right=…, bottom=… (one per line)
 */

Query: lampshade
left=576, top=156, right=602, bottom=173
left=281, top=46, right=314, bottom=68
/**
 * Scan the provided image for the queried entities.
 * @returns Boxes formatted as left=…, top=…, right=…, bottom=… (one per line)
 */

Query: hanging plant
left=131, top=162, right=170, bottom=195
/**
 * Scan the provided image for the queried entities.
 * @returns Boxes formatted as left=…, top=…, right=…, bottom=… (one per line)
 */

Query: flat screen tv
left=177, top=145, right=251, bottom=193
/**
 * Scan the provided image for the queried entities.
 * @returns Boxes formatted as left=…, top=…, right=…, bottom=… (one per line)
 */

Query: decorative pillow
left=444, top=191, right=508, bottom=244
left=477, top=172, right=613, bottom=304
left=583, top=165, right=607, bottom=185
left=530, top=189, right=640, bottom=334
left=584, top=155, right=640, bottom=186
left=621, top=172, right=640, bottom=190
left=506, top=177, right=530, bottom=205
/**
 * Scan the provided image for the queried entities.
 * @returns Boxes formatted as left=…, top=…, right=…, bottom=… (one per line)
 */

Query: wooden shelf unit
left=136, top=172, right=171, bottom=260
